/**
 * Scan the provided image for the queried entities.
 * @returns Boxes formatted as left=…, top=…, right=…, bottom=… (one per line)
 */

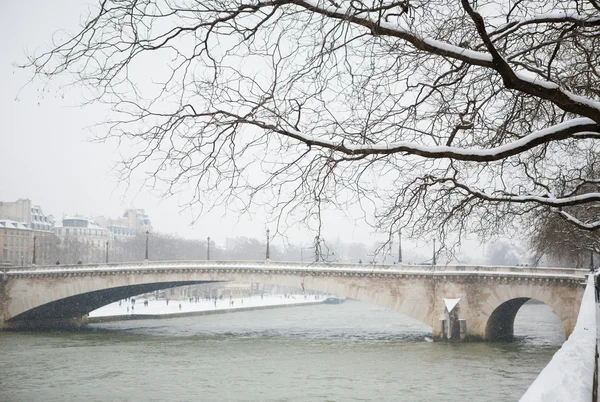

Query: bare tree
left=484, top=240, right=522, bottom=266
left=111, top=232, right=207, bottom=261
left=24, top=0, right=600, bottom=246
left=55, top=237, right=95, bottom=264
left=529, top=180, right=600, bottom=265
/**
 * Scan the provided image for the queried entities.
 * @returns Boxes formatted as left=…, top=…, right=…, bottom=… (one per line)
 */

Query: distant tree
left=226, top=237, right=266, bottom=260
left=56, top=237, right=95, bottom=265
left=529, top=181, right=600, bottom=266
left=484, top=240, right=522, bottom=266
left=35, top=233, right=61, bottom=266
left=529, top=213, right=599, bottom=267
left=25, top=0, right=600, bottom=246
left=112, top=232, right=207, bottom=261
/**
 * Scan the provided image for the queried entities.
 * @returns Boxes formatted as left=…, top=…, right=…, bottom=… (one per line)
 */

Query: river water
left=0, top=300, right=564, bottom=402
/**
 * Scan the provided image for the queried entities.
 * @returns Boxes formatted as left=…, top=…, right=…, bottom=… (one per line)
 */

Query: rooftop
left=0, top=219, right=31, bottom=231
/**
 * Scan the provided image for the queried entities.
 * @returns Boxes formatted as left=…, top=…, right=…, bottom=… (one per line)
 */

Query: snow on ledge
left=520, top=274, right=596, bottom=402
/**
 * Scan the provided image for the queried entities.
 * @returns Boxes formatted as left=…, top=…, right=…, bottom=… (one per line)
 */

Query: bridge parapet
left=2, top=260, right=589, bottom=280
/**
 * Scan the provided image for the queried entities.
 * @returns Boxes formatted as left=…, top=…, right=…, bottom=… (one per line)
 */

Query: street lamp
left=32, top=235, right=37, bottom=265
left=398, top=229, right=402, bottom=264
left=105, top=241, right=109, bottom=264
left=314, top=236, right=320, bottom=263
left=145, top=230, right=149, bottom=260
left=207, top=236, right=211, bottom=260
left=266, top=229, right=270, bottom=260
left=432, top=238, right=436, bottom=266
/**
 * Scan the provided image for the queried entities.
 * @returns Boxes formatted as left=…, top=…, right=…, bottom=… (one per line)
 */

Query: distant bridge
left=0, top=260, right=587, bottom=341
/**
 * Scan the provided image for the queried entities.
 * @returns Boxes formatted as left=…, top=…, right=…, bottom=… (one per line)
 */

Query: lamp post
left=266, top=229, right=270, bottom=260
left=398, top=229, right=402, bottom=264
left=432, top=238, right=436, bottom=266
left=32, top=235, right=37, bottom=265
left=105, top=241, right=109, bottom=264
left=207, top=236, right=211, bottom=260
left=145, top=230, right=149, bottom=260
left=314, top=236, right=320, bottom=263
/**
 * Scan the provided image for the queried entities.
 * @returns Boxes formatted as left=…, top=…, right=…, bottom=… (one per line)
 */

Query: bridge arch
left=6, top=280, right=216, bottom=326
left=481, top=284, right=578, bottom=341
left=244, top=275, right=435, bottom=331
left=2, top=268, right=436, bottom=331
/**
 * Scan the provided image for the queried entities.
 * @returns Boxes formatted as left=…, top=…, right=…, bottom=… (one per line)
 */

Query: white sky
left=0, top=1, right=488, bottom=260
left=0, top=1, right=366, bottom=245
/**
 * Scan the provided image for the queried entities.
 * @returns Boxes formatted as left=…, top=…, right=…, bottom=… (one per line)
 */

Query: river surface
left=0, top=300, right=564, bottom=402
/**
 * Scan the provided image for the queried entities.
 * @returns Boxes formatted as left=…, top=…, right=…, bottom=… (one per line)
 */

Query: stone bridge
left=0, top=261, right=587, bottom=341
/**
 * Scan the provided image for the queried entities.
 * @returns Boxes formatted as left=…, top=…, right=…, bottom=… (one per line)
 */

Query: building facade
left=94, top=209, right=152, bottom=240
left=0, top=220, right=56, bottom=266
left=0, top=199, right=54, bottom=231
left=55, top=217, right=112, bottom=264
left=0, top=220, right=31, bottom=266
left=0, top=199, right=56, bottom=266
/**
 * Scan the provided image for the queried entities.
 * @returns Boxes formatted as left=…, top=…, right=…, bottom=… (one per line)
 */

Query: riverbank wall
left=88, top=300, right=325, bottom=324
left=519, top=274, right=596, bottom=401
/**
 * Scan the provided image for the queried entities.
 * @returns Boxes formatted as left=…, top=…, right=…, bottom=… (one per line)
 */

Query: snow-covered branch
left=22, top=0, right=600, bottom=246
left=249, top=117, right=600, bottom=162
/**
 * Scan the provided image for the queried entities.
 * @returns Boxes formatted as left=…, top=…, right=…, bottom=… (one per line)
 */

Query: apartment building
left=0, top=199, right=56, bottom=266
left=94, top=208, right=152, bottom=240
left=0, top=219, right=56, bottom=266
left=55, top=216, right=112, bottom=264
left=0, top=199, right=54, bottom=231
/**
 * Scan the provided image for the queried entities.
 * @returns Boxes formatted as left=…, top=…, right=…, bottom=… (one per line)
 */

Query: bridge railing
left=2, top=259, right=589, bottom=279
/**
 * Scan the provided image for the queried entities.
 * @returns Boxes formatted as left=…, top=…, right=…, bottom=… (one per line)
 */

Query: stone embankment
left=88, top=294, right=324, bottom=323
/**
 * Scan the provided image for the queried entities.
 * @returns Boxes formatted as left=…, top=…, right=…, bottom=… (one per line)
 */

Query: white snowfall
left=89, top=293, right=323, bottom=318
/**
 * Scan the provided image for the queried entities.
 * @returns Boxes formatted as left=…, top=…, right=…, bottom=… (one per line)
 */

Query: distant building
left=0, top=199, right=56, bottom=266
left=94, top=209, right=152, bottom=240
left=0, top=198, right=54, bottom=231
left=0, top=220, right=31, bottom=266
left=0, top=219, right=56, bottom=266
left=55, top=216, right=112, bottom=263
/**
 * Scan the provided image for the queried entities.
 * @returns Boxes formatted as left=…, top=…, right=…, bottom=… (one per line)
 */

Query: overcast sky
left=0, top=1, right=371, bottom=246
left=0, top=1, right=490, bottom=261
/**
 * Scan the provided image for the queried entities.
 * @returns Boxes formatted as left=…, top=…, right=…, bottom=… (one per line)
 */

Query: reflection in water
left=0, top=300, right=563, bottom=402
